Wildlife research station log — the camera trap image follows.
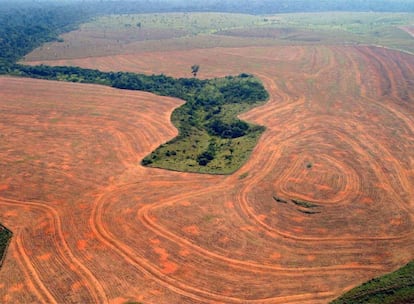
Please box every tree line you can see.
[4,63,268,168]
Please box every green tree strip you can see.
[6,64,268,174]
[0,225,12,269]
[142,73,268,174]
[331,261,414,304]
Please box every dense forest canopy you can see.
[0,5,92,63]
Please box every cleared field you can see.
[23,13,267,61]
[401,25,414,38]
[24,12,414,62]
[3,40,414,303]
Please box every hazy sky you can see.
[2,0,413,14]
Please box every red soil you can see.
[1,44,414,303]
[400,26,414,38]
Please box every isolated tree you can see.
[191,65,200,77]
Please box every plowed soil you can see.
[2,44,414,303]
[401,26,414,38]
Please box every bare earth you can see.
[1,44,414,303]
[401,26,414,38]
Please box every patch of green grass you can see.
[273,196,288,204]
[202,214,218,222]
[0,225,12,268]
[291,199,319,208]
[239,172,249,179]
[298,209,321,215]
[331,261,414,304]
[273,195,321,214]
[23,154,40,162]
[144,123,264,174]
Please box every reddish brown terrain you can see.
[1,44,414,303]
[401,26,414,38]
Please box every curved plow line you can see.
[277,152,358,205]
[87,188,344,302]
[236,129,413,242]
[128,112,397,267]
[93,177,384,297]
[354,47,414,215]
[252,73,303,107]
[14,231,57,303]
[0,197,108,303]
[141,189,384,272]
[90,183,342,303]
[350,121,414,217]
[361,97,414,215]
[267,125,363,206]
[303,46,337,79]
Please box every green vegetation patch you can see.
[331,261,414,304]
[0,225,12,268]
[273,196,288,203]
[142,74,268,174]
[291,199,319,208]
[272,195,322,215]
